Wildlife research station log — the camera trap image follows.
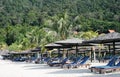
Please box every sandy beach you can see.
[0,59,120,77]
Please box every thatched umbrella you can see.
[31,47,41,59]
[56,38,84,45]
[55,38,85,57]
[45,43,70,49]
[45,43,71,57]
[31,47,41,52]
[84,32,120,55]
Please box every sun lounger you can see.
[62,56,82,68]
[89,56,118,74]
[48,57,69,67]
[93,59,120,74]
[74,56,90,68]
[66,56,90,69]
[101,55,113,62]
[43,57,51,63]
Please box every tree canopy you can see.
[0,0,120,51]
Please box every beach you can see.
[0,59,120,77]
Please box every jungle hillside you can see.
[0,0,120,51]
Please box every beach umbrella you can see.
[31,47,41,52]
[84,32,120,55]
[56,38,98,57]
[56,38,84,45]
[55,38,84,57]
[0,50,9,55]
[45,43,70,49]
[31,47,41,58]
[45,43,71,57]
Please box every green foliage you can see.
[8,43,22,51]
[0,42,8,50]
[0,0,120,29]
[0,0,120,52]
[79,31,98,40]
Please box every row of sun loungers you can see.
[3,54,120,74]
[62,56,90,69]
[48,57,69,67]
[47,56,90,69]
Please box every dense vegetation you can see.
[0,0,120,51]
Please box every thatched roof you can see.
[83,32,120,55]
[55,38,84,46]
[9,50,35,55]
[45,43,71,48]
[45,43,63,48]
[84,32,120,43]
[0,50,9,55]
[31,47,41,52]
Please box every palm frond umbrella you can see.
[45,43,71,57]
[84,32,120,55]
[55,38,85,57]
[31,47,41,59]
[56,38,84,45]
[45,43,70,49]
[31,47,41,52]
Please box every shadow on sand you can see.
[23,64,61,70]
[48,68,90,74]
[22,63,120,77]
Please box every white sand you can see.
[0,59,120,77]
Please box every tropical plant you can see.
[79,31,98,40]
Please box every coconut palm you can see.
[44,12,73,40]
[79,31,98,40]
[43,12,75,57]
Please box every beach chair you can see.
[43,57,51,63]
[74,56,90,68]
[67,56,90,69]
[101,55,113,62]
[62,56,82,68]
[90,56,118,74]
[48,57,69,67]
[13,57,27,62]
[47,57,62,65]
[97,60,120,74]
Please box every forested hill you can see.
[0,0,120,51]
[0,0,120,32]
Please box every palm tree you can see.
[44,12,73,40]
[43,12,75,57]
[79,31,98,40]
